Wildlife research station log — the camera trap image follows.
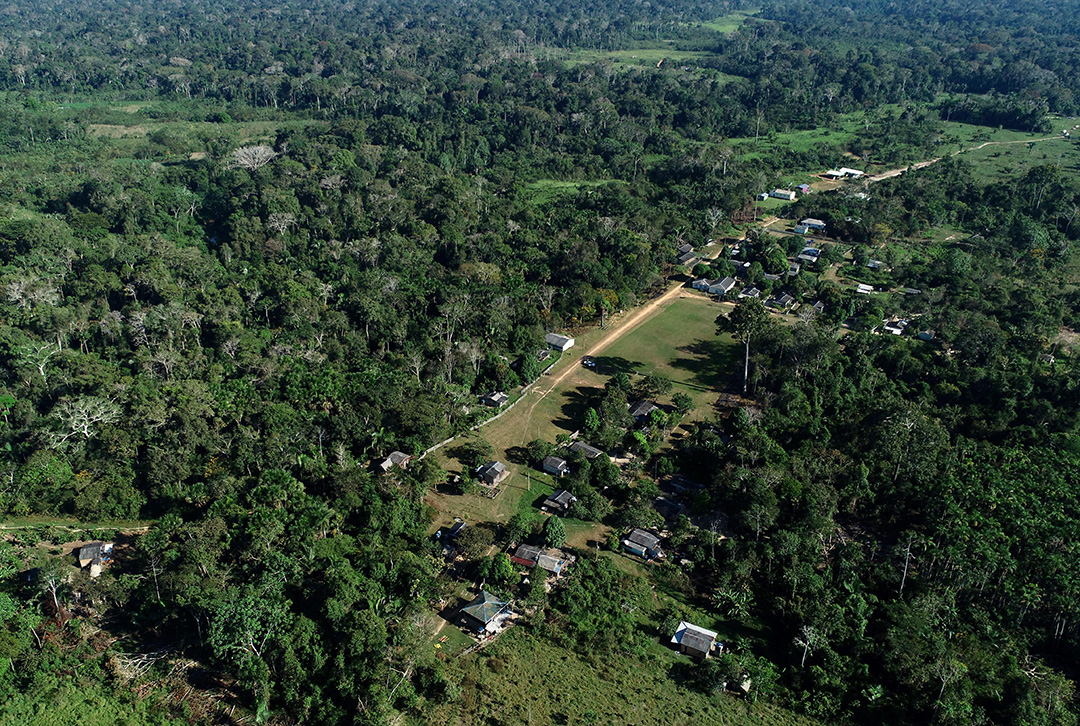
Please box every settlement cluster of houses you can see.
[755,168,864,204]
[689,219,833,314]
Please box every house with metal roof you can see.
[477,461,510,485]
[622,528,663,558]
[545,333,575,351]
[568,441,604,460]
[543,488,577,514]
[459,591,511,634]
[671,621,720,659]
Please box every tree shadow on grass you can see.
[553,386,604,432]
[592,355,643,376]
[505,446,532,466]
[671,339,738,391]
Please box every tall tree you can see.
[716,298,770,394]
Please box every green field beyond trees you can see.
[0,0,1079,725]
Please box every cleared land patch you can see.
[416,627,823,726]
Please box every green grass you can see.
[561,48,719,70]
[522,179,622,206]
[414,627,823,726]
[429,296,739,530]
[700,10,761,34]
[600,295,738,405]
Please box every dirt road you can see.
[515,279,691,444]
[867,136,1060,182]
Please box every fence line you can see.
[418,377,539,459]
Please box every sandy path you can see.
[867,136,1060,182]
[515,280,691,445]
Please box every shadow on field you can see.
[671,340,736,390]
[554,386,603,431]
[592,355,642,375]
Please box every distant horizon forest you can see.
[0,0,1079,724]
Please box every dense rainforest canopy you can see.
[0,0,1078,724]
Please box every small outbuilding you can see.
[545,333,575,352]
[671,621,720,659]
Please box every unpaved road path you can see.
[515,279,690,445]
[867,136,1060,182]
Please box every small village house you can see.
[622,528,663,558]
[628,400,659,421]
[799,218,827,230]
[75,541,113,579]
[542,456,570,477]
[510,544,542,568]
[671,622,721,659]
[379,450,414,472]
[543,488,577,515]
[477,461,510,486]
[770,189,796,201]
[708,277,737,296]
[691,278,715,292]
[459,591,511,635]
[480,391,509,408]
[568,441,604,460]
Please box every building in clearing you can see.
[799,218,827,230]
[477,461,510,486]
[770,189,796,201]
[622,528,663,558]
[708,277,737,296]
[543,488,577,514]
[671,622,721,659]
[569,441,604,460]
[480,391,509,408]
[510,544,542,568]
[542,456,570,477]
[75,541,113,578]
[459,591,511,634]
[545,333,575,351]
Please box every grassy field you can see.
[561,47,717,69]
[599,293,738,405]
[700,10,761,34]
[415,627,822,726]
[522,179,623,206]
